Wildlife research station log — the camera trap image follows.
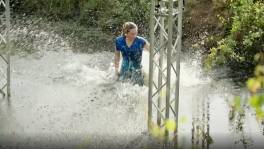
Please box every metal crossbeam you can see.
[0,0,11,99]
[148,0,183,146]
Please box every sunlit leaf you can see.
[165,119,177,132]
[232,96,241,111]
[247,78,261,93]
[150,124,165,138]
[159,88,166,98]
[179,116,188,124]
[249,95,260,108]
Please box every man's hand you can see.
[115,70,120,81]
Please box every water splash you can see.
[0,17,264,149]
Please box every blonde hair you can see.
[122,22,138,36]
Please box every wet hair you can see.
[122,22,138,36]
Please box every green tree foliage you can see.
[205,0,264,79]
[13,0,150,34]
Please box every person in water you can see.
[114,22,150,86]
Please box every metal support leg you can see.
[0,0,11,100]
[148,0,183,147]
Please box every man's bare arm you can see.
[143,40,150,51]
[114,50,120,75]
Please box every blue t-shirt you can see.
[115,35,146,71]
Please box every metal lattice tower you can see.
[0,0,11,99]
[148,0,183,144]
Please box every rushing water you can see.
[0,19,264,149]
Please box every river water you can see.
[0,19,264,149]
